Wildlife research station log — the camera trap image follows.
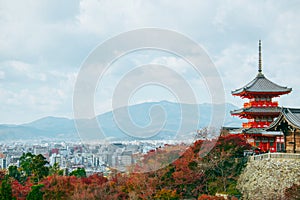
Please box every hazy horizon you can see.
[2,100,240,125]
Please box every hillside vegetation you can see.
[0,134,252,199]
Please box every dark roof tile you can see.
[268,108,300,129]
[231,107,281,115]
[232,73,292,95]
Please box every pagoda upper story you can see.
[231,72,292,99]
[232,41,291,99]
[231,40,292,129]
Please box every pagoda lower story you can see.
[241,129,285,153]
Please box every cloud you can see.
[2,60,47,81]
[0,60,77,123]
[0,71,5,79]
[0,0,85,68]
[0,0,299,123]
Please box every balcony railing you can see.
[250,153,300,161]
[243,121,271,128]
[244,101,278,108]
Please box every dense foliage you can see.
[0,134,254,199]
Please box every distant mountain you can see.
[23,116,77,138]
[0,117,78,142]
[0,101,243,142]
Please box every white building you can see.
[0,158,6,169]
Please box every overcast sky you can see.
[0,0,299,124]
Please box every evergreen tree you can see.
[31,154,49,182]
[8,166,21,182]
[26,184,44,200]
[0,178,14,200]
[69,168,86,178]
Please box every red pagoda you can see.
[231,40,292,152]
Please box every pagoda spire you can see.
[258,40,262,73]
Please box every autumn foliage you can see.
[0,133,254,199]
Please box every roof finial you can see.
[258,40,262,73]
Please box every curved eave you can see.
[230,109,244,116]
[242,128,266,134]
[267,113,284,130]
[231,108,281,116]
[232,90,292,98]
[268,108,300,130]
[284,109,300,128]
[231,73,292,97]
[231,111,280,117]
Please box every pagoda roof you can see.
[232,73,292,96]
[231,40,292,97]
[268,107,300,130]
[242,128,283,136]
[231,106,281,116]
[243,128,266,134]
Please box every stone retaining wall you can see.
[237,156,300,199]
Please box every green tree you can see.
[31,154,49,183]
[0,178,14,200]
[19,153,49,183]
[0,170,6,182]
[8,166,21,182]
[26,184,44,200]
[49,163,62,175]
[69,168,86,178]
[19,152,35,182]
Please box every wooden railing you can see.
[250,153,300,161]
[242,121,271,128]
[244,101,278,108]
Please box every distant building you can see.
[51,148,59,155]
[231,40,292,152]
[34,146,48,156]
[9,156,20,167]
[92,155,100,167]
[0,158,6,169]
[119,151,133,166]
[50,154,62,166]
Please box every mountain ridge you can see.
[0,101,243,142]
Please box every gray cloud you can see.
[0,0,299,123]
